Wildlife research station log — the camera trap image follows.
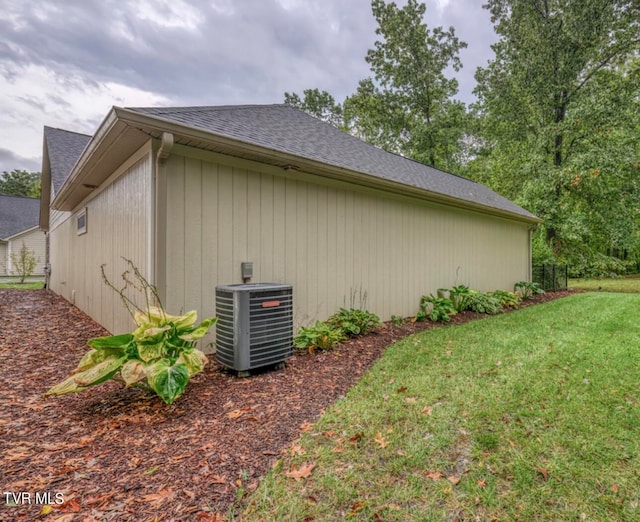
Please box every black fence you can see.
[532,264,568,291]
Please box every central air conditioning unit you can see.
[215,283,293,375]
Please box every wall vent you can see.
[215,283,293,373]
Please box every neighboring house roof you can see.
[48,104,540,223]
[0,194,40,239]
[43,127,92,196]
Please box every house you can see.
[0,194,46,277]
[40,104,540,348]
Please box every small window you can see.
[76,208,87,235]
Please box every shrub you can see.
[417,295,457,322]
[449,284,472,312]
[467,291,503,315]
[491,290,521,309]
[46,259,216,404]
[514,281,544,300]
[10,241,38,284]
[327,307,381,337]
[390,315,405,327]
[294,322,345,354]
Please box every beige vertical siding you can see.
[7,228,46,275]
[48,143,153,334]
[161,146,531,341]
[0,242,6,275]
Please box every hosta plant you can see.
[46,259,216,404]
[326,307,381,337]
[466,291,503,315]
[294,321,345,354]
[514,281,545,300]
[417,295,457,322]
[491,290,521,309]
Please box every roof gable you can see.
[127,105,537,221]
[0,194,40,239]
[44,127,91,196]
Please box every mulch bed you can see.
[0,289,573,521]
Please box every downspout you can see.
[528,223,536,282]
[152,132,174,296]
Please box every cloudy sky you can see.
[0,0,498,175]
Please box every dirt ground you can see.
[0,288,573,521]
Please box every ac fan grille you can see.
[215,284,293,371]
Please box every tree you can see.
[471,0,640,274]
[284,0,468,172]
[0,170,41,197]
[284,89,345,128]
[10,242,38,284]
[361,0,468,170]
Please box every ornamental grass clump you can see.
[46,259,216,404]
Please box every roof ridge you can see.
[44,126,92,138]
[127,104,287,113]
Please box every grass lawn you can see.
[241,293,640,521]
[570,275,640,293]
[0,281,44,289]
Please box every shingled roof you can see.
[43,127,91,196]
[127,104,537,221]
[0,194,40,239]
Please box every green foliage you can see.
[466,291,503,315]
[284,89,344,128]
[326,307,381,337]
[390,315,405,327]
[417,294,456,323]
[284,0,468,172]
[294,322,345,354]
[470,1,640,274]
[0,169,41,197]
[294,305,381,354]
[491,290,521,309]
[46,259,215,404]
[9,242,38,284]
[449,284,472,312]
[514,281,544,300]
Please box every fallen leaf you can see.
[374,431,388,449]
[537,467,549,481]
[426,471,443,480]
[477,479,486,489]
[300,422,314,433]
[41,505,53,515]
[226,408,251,420]
[396,386,408,393]
[612,484,619,494]
[422,406,433,415]
[285,462,316,481]
[58,498,82,513]
[349,432,364,445]
[291,443,305,456]
[447,476,461,485]
[141,487,174,508]
[349,501,367,515]
[405,397,418,404]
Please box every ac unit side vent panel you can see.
[215,283,293,372]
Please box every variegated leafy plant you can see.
[46,259,216,404]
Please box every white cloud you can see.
[0,62,170,171]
